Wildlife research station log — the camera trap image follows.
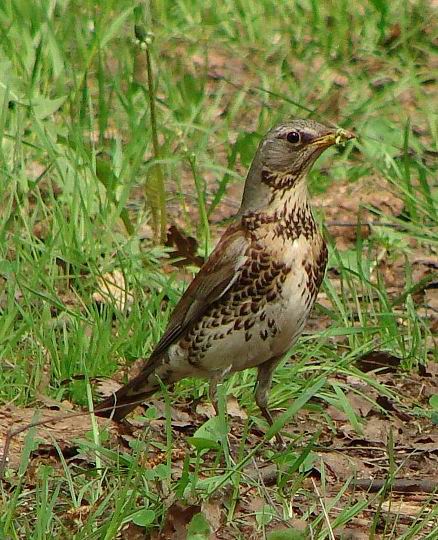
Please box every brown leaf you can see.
[325,405,348,422]
[201,500,222,533]
[356,351,401,373]
[320,452,370,480]
[196,402,216,418]
[226,396,248,419]
[247,495,265,513]
[346,391,375,418]
[152,502,200,540]
[425,288,438,314]
[375,396,411,422]
[0,405,117,471]
[362,418,389,445]
[120,522,148,540]
[413,255,438,271]
[413,435,438,453]
[64,505,92,527]
[93,378,122,399]
[419,360,438,378]
[166,225,204,268]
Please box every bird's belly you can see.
[169,274,314,376]
[267,271,314,357]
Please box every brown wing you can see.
[151,222,249,359]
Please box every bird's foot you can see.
[273,431,287,450]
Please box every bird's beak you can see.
[312,128,355,148]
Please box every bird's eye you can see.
[286,131,301,144]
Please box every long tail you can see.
[94,359,160,421]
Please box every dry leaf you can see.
[320,452,370,480]
[226,396,248,419]
[195,402,216,418]
[92,270,133,311]
[201,500,222,533]
[151,502,200,540]
[346,391,375,417]
[425,289,438,314]
[65,505,92,526]
[381,499,427,516]
[166,225,204,268]
[120,522,148,540]
[362,418,389,445]
[93,378,122,398]
[0,405,116,471]
[419,360,438,378]
[325,405,348,422]
[356,351,401,373]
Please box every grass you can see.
[0,0,437,537]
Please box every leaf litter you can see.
[3,39,438,538]
[2,352,437,538]
[4,180,437,538]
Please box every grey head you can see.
[239,119,354,214]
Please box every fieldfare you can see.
[95,119,354,439]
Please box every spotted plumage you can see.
[95,119,354,442]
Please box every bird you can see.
[95,119,354,440]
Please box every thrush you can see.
[95,119,354,438]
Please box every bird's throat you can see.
[242,175,317,243]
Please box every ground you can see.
[0,1,437,538]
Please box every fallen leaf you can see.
[362,418,389,445]
[356,351,401,373]
[419,360,438,378]
[346,391,375,417]
[151,502,201,540]
[93,378,122,398]
[375,395,411,422]
[120,522,148,540]
[92,270,133,311]
[425,289,438,313]
[320,452,369,480]
[201,499,222,533]
[325,405,348,422]
[0,405,116,472]
[381,499,427,516]
[166,225,204,268]
[413,435,438,453]
[195,402,216,418]
[64,505,92,527]
[226,396,248,419]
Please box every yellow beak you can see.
[312,128,355,148]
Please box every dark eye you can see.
[286,131,301,144]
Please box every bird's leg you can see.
[209,367,231,416]
[209,377,219,416]
[255,356,285,446]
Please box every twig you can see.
[352,478,438,494]
[0,399,148,480]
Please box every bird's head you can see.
[261,119,353,173]
[240,119,354,213]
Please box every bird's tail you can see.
[94,359,160,421]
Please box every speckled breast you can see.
[177,226,327,374]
